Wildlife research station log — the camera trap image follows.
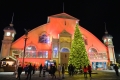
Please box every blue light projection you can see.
[61,48,69,53]
[39,34,50,43]
[53,47,58,58]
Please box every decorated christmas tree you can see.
[68,24,89,69]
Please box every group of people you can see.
[16,63,66,80]
[83,65,92,78]
[15,62,120,80]
[68,64,92,78]
[17,63,36,80]
[39,64,65,79]
[16,63,92,80]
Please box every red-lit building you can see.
[0,13,116,70]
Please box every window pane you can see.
[43,51,48,58]
[25,46,37,58]
[32,52,36,58]
[89,48,97,59]
[38,52,43,58]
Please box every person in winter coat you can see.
[68,64,74,76]
[83,66,88,78]
[61,64,65,79]
[39,64,43,77]
[58,64,61,77]
[24,65,28,75]
[17,64,23,80]
[88,64,92,77]
[114,64,119,76]
[27,63,33,80]
[43,65,46,77]
[51,64,56,78]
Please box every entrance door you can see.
[60,53,69,69]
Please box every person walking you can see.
[68,64,74,76]
[58,64,61,77]
[114,64,119,76]
[39,64,43,77]
[51,64,56,78]
[43,65,46,77]
[88,64,92,77]
[24,65,28,75]
[17,64,23,80]
[26,63,33,80]
[61,64,65,79]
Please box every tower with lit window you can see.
[0,14,16,59]
[102,24,116,64]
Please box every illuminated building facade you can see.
[0,13,116,70]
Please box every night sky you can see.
[0,1,120,54]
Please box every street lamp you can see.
[22,29,29,67]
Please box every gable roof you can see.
[60,29,71,35]
[49,13,79,20]
[1,56,16,61]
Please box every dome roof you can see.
[102,31,113,39]
[4,24,15,31]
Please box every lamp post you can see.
[22,29,29,67]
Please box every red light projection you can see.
[11,13,108,66]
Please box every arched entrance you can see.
[60,47,70,69]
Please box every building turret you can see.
[102,30,113,46]
[0,13,16,59]
[102,22,116,64]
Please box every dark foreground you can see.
[0,70,120,80]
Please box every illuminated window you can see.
[102,53,107,59]
[89,48,98,59]
[38,51,48,58]
[104,39,107,43]
[6,32,11,36]
[43,51,48,58]
[108,39,112,45]
[89,48,107,59]
[24,46,37,58]
[108,39,111,42]
[53,47,58,58]
[38,52,43,58]
[98,53,103,59]
[47,17,50,23]
[38,34,50,43]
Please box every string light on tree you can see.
[68,23,90,69]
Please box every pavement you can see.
[0,70,120,80]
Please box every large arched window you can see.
[89,48,98,59]
[89,48,107,59]
[38,33,50,43]
[25,46,37,58]
[61,48,70,53]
